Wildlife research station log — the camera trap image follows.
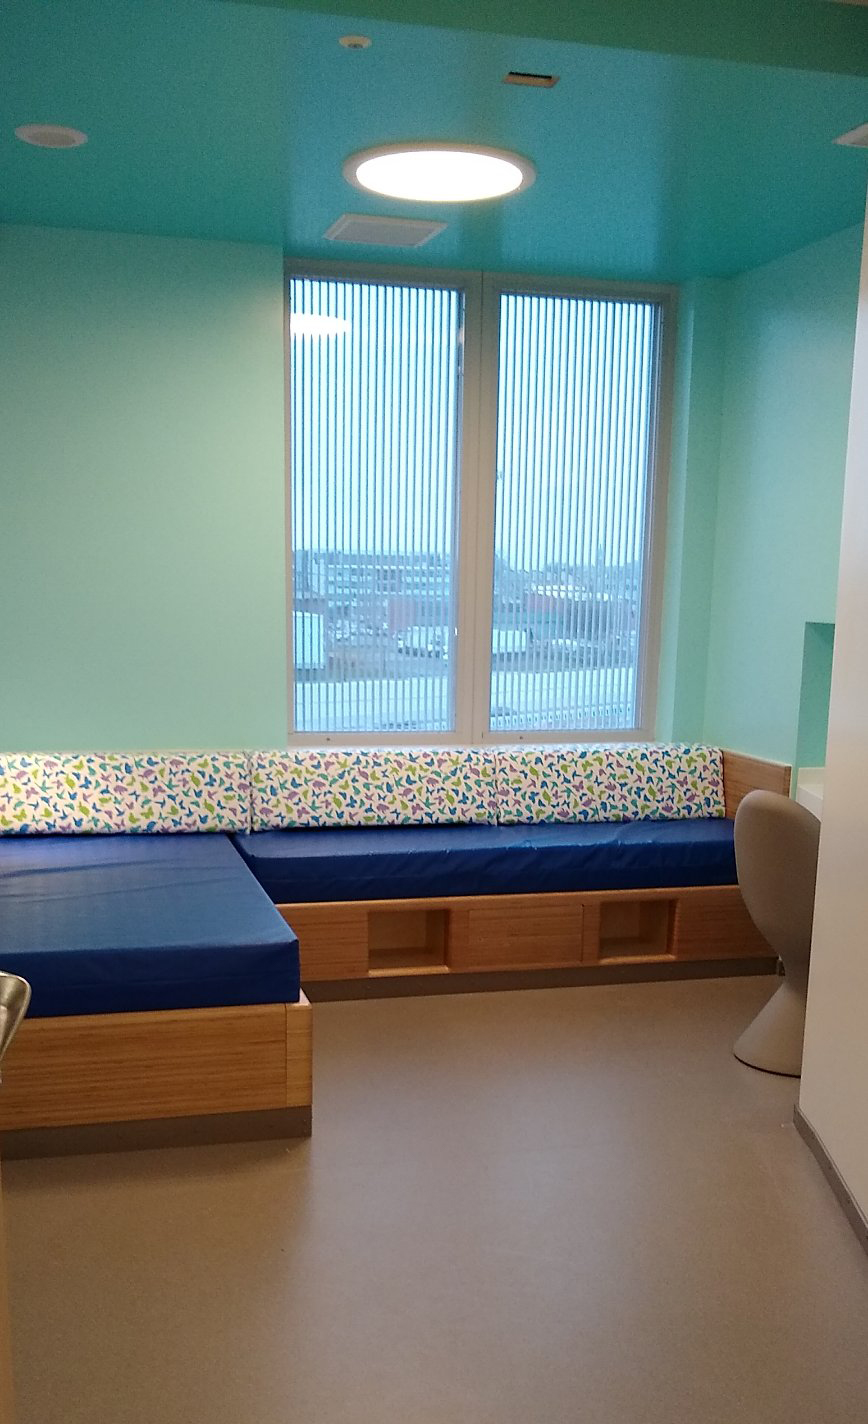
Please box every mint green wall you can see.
[0,220,861,755]
[657,278,727,742]
[702,224,863,764]
[795,622,836,775]
[0,225,289,750]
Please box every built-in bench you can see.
[1,833,299,1017]
[0,742,789,1148]
[237,744,790,991]
[0,753,311,1153]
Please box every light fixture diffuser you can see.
[834,121,868,148]
[344,142,536,203]
[15,123,88,149]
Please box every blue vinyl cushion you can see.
[232,818,737,905]
[0,834,300,1017]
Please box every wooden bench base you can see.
[279,885,773,994]
[0,997,312,1142]
[278,748,790,999]
[306,955,778,1001]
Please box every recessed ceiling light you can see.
[15,123,88,149]
[339,34,371,49]
[343,142,536,203]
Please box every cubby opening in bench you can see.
[597,899,674,962]
[368,907,451,976]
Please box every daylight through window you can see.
[287,271,664,741]
[289,276,463,735]
[490,292,659,732]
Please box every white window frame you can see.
[284,259,675,746]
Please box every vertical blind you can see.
[288,274,664,740]
[289,276,464,735]
[490,292,660,733]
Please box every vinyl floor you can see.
[5,976,868,1424]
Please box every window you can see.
[489,290,660,733]
[287,268,668,743]
[289,275,465,735]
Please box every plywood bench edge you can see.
[721,749,793,817]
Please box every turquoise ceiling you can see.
[236,0,868,76]
[2,0,868,282]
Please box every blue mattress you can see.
[232,818,737,904]
[0,834,300,1018]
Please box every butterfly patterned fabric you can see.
[0,745,724,834]
[249,744,723,829]
[249,748,499,829]
[495,744,725,823]
[0,752,250,834]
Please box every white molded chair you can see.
[733,790,821,1077]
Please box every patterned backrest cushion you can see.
[495,744,725,823]
[0,753,250,835]
[0,745,724,834]
[249,748,498,829]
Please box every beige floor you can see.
[4,977,868,1424]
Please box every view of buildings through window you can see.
[489,291,658,732]
[288,274,661,737]
[289,277,461,734]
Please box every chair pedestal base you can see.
[733,971,808,1077]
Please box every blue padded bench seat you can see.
[0,833,300,1018]
[232,819,738,905]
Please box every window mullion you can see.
[460,272,499,743]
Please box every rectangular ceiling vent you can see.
[323,213,447,248]
[503,70,559,88]
[835,121,868,148]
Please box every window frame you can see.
[283,259,676,746]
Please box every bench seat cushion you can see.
[0,834,300,1018]
[232,819,737,905]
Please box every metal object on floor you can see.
[0,973,31,1076]
[733,790,820,1076]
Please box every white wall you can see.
[800,198,868,1218]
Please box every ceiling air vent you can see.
[835,121,868,148]
[503,70,559,88]
[323,213,447,247]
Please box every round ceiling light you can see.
[15,124,88,149]
[343,142,536,203]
